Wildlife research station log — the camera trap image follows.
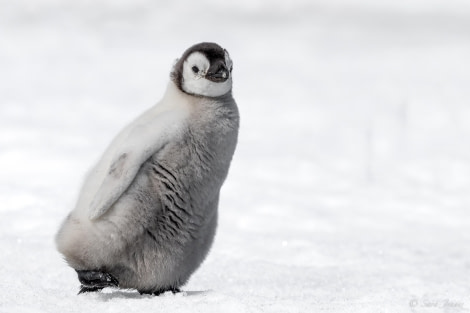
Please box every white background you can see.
[1,0,469,312]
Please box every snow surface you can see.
[1,0,470,312]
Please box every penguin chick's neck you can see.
[162,80,193,104]
[165,80,233,106]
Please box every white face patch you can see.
[182,52,232,97]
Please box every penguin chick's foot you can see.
[138,287,181,296]
[154,287,181,296]
[76,270,119,294]
[78,285,104,294]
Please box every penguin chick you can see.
[56,42,239,295]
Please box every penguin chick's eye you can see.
[192,66,199,73]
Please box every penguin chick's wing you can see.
[88,150,141,221]
[87,108,188,220]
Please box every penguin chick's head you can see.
[171,42,233,98]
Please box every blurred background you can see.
[1,0,469,312]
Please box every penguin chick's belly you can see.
[106,154,220,291]
[57,143,222,292]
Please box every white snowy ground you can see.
[1,0,470,312]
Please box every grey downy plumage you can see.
[55,42,239,295]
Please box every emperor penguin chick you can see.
[56,42,239,295]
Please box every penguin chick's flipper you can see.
[88,152,138,220]
[87,109,188,220]
[76,270,119,294]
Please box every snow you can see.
[1,0,470,312]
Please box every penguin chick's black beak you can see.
[206,60,229,82]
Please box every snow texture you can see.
[1,0,470,312]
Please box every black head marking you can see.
[170,42,229,93]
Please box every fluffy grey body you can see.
[56,43,239,294]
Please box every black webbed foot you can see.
[138,287,181,296]
[76,270,119,295]
[154,287,181,296]
[78,285,104,294]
